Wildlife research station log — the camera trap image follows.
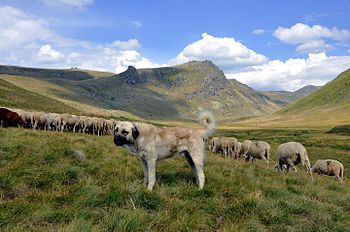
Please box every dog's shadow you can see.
[157,171,196,187]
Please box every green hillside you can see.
[1,127,350,231]
[0,62,279,122]
[280,68,350,114]
[236,68,350,128]
[0,78,80,114]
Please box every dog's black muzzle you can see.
[114,135,128,146]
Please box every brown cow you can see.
[0,108,25,128]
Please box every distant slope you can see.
[0,65,114,80]
[0,61,279,121]
[0,78,80,113]
[0,75,140,120]
[260,85,320,107]
[236,68,350,128]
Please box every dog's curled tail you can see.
[199,111,216,138]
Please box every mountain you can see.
[0,61,279,121]
[0,65,115,80]
[260,85,321,107]
[78,60,279,120]
[237,68,350,128]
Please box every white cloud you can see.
[253,29,265,34]
[40,0,94,9]
[0,6,160,73]
[131,21,143,28]
[273,23,350,53]
[227,53,350,91]
[67,52,81,62]
[274,23,350,44]
[0,6,52,51]
[81,43,161,74]
[296,40,332,53]
[35,44,66,63]
[169,33,268,70]
[110,39,141,50]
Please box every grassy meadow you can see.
[1,127,350,231]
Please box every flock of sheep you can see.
[0,107,117,136]
[0,107,345,183]
[209,137,345,183]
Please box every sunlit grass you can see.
[1,127,350,231]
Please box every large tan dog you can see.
[113,112,216,191]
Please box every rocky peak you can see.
[121,66,138,84]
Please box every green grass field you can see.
[1,127,350,231]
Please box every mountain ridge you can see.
[0,61,279,121]
[260,85,321,107]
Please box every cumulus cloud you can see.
[39,0,94,9]
[227,53,350,91]
[274,23,350,44]
[253,29,265,34]
[0,6,52,51]
[0,6,160,73]
[35,44,66,63]
[273,23,350,53]
[296,40,333,53]
[80,43,161,74]
[169,33,268,70]
[109,39,141,50]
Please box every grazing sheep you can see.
[44,113,61,131]
[105,119,115,135]
[0,108,25,128]
[92,117,104,136]
[210,137,224,154]
[51,114,62,131]
[239,140,252,157]
[32,111,48,130]
[275,142,312,179]
[208,137,217,151]
[68,115,81,133]
[80,116,93,134]
[244,141,270,166]
[311,159,344,183]
[222,137,239,159]
[60,113,71,132]
[13,109,33,128]
[61,114,80,132]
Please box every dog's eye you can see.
[122,129,128,134]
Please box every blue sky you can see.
[1,0,350,91]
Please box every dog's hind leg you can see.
[187,148,205,190]
[184,150,197,180]
[194,162,205,190]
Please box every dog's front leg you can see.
[146,158,156,191]
[140,158,148,185]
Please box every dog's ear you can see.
[132,124,139,140]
